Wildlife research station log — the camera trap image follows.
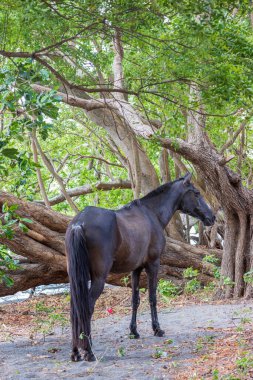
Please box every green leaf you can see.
[5,219,18,227]
[1,148,19,159]
[2,202,9,213]
[20,218,33,224]
[9,204,19,212]
[18,222,29,233]
[0,139,8,149]
[2,274,14,287]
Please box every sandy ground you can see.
[1,300,253,380]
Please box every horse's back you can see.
[70,205,112,224]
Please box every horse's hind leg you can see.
[89,277,105,315]
[146,261,165,337]
[129,267,143,339]
[71,346,82,362]
[82,276,105,361]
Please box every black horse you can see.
[65,173,215,361]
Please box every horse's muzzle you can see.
[204,215,216,226]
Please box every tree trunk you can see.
[3,264,68,295]
[245,214,253,298]
[216,209,251,299]
[159,113,253,299]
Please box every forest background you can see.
[0,0,253,300]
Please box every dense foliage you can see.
[1,2,252,202]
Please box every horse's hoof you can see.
[84,352,96,362]
[129,332,140,339]
[154,329,165,337]
[71,351,82,362]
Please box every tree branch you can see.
[37,180,131,206]
[0,229,67,271]
[220,112,253,154]
[158,137,198,161]
[33,134,79,213]
[73,154,124,168]
[131,137,141,198]
[30,130,51,208]
[113,28,125,101]
[0,192,70,232]
[0,263,68,297]
[31,83,115,111]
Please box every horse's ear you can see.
[183,172,192,185]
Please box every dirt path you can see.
[1,301,253,380]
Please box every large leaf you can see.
[1,148,19,159]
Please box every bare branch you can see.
[30,130,51,208]
[0,50,33,58]
[33,134,79,213]
[218,155,236,166]
[56,153,70,172]
[159,148,171,183]
[0,228,66,271]
[170,151,189,175]
[158,137,198,161]
[113,28,125,101]
[220,112,253,154]
[131,137,141,198]
[31,84,112,111]
[37,180,131,206]
[73,154,123,168]
[0,263,68,296]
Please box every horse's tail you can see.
[66,224,91,350]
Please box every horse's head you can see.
[178,173,215,226]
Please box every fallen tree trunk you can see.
[3,264,68,295]
[1,241,219,296]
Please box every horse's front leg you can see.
[146,261,165,337]
[129,267,143,338]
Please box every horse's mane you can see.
[122,177,184,209]
[121,199,142,210]
[140,177,183,202]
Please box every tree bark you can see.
[245,214,253,298]
[3,264,68,295]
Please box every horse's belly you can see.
[110,260,139,273]
[110,242,147,273]
[110,261,140,273]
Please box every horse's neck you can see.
[143,184,183,228]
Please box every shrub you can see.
[157,279,180,299]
